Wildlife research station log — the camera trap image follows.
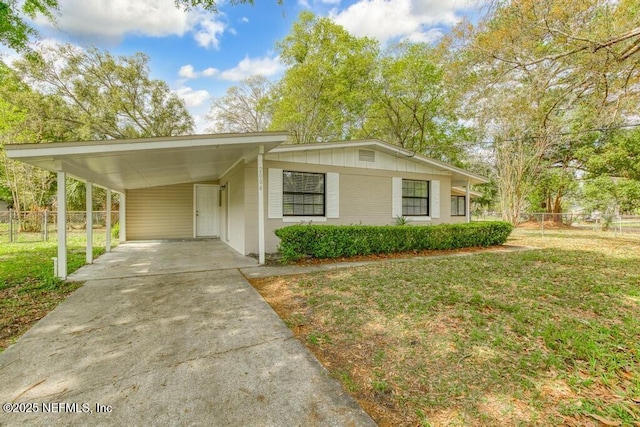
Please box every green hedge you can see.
[274,221,514,262]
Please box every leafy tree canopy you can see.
[12,44,194,139]
[270,11,379,144]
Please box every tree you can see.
[362,42,469,164]
[270,11,379,143]
[578,127,640,181]
[176,0,282,11]
[0,63,59,214]
[206,75,272,133]
[446,0,640,222]
[13,44,194,139]
[1,45,195,213]
[0,0,57,52]
[582,175,640,215]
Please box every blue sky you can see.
[16,0,484,133]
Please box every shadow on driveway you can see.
[0,241,374,426]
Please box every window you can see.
[402,179,429,216]
[451,196,466,216]
[283,171,325,216]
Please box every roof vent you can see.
[358,149,375,162]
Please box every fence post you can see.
[541,213,545,236]
[44,209,49,241]
[619,215,622,235]
[9,209,13,243]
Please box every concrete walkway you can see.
[0,240,374,426]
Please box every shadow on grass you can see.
[254,245,640,426]
[0,245,106,351]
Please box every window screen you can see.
[402,179,429,216]
[283,171,325,216]
[451,196,466,216]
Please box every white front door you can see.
[195,185,219,237]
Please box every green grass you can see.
[254,228,640,425]
[0,234,110,351]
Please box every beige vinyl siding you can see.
[244,163,258,255]
[127,183,194,240]
[253,160,455,254]
[340,174,392,224]
[220,162,246,255]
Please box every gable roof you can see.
[5,133,487,191]
[271,139,488,185]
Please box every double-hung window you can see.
[402,179,429,216]
[283,171,325,216]
[451,196,466,216]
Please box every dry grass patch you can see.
[251,228,640,426]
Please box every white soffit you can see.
[5,132,288,192]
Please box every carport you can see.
[5,132,288,278]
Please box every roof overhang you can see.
[5,132,289,192]
[452,186,483,198]
[271,139,489,185]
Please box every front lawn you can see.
[0,236,107,351]
[251,229,640,426]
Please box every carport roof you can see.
[4,132,289,192]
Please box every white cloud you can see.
[193,114,211,134]
[202,67,219,77]
[178,64,198,79]
[192,16,227,49]
[38,0,191,39]
[37,0,228,49]
[220,55,285,82]
[241,16,249,23]
[330,0,479,45]
[177,65,219,79]
[406,28,446,44]
[174,86,210,107]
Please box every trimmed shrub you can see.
[274,221,514,262]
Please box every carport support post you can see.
[57,171,67,279]
[466,181,471,223]
[86,182,93,264]
[119,192,126,243]
[105,189,111,252]
[257,145,265,265]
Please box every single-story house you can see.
[5,131,487,278]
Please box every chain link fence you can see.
[473,212,640,235]
[0,210,119,243]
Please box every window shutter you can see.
[326,172,339,218]
[431,180,440,218]
[392,177,402,218]
[268,168,283,219]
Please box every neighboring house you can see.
[5,131,487,278]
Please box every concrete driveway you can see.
[0,240,374,426]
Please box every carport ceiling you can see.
[5,132,289,192]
